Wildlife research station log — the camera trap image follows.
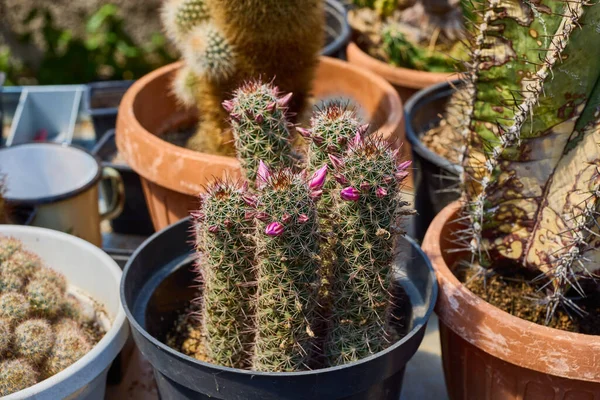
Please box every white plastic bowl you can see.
[0,225,129,400]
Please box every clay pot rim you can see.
[422,201,600,382]
[346,42,461,90]
[116,56,404,196]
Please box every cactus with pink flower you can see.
[190,78,412,372]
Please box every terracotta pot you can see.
[116,56,405,231]
[346,42,459,103]
[422,201,600,400]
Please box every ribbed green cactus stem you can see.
[45,319,92,377]
[225,80,296,183]
[14,319,55,364]
[183,22,236,83]
[0,292,30,324]
[326,134,411,365]
[250,165,324,372]
[0,359,38,396]
[161,0,210,45]
[193,179,255,369]
[458,0,600,314]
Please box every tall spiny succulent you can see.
[248,165,326,372]
[223,81,296,183]
[193,179,255,369]
[0,237,102,395]
[161,0,325,155]
[326,134,412,365]
[189,79,412,372]
[458,0,600,317]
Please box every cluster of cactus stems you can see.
[160,0,324,155]
[189,79,412,372]
[454,0,600,320]
[0,237,97,396]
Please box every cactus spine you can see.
[194,180,255,368]
[160,0,325,154]
[458,0,600,315]
[326,135,411,365]
[225,81,296,183]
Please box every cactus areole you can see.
[456,0,600,319]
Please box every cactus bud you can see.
[265,221,285,237]
[328,154,344,170]
[309,165,328,191]
[340,187,360,202]
[277,92,293,107]
[376,187,388,198]
[296,127,312,138]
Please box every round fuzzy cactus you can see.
[225,80,296,183]
[183,23,235,83]
[0,237,22,263]
[249,165,325,372]
[0,292,30,324]
[31,267,67,294]
[194,179,256,369]
[326,134,411,366]
[45,319,92,377]
[161,0,210,44]
[0,319,12,355]
[172,66,199,107]
[14,319,54,364]
[26,280,63,318]
[2,250,42,280]
[0,359,38,396]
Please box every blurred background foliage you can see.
[0,3,177,85]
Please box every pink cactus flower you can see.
[376,187,388,198]
[222,100,234,112]
[265,221,284,237]
[298,214,309,224]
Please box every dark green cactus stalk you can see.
[193,179,255,369]
[459,0,600,315]
[45,319,93,377]
[0,359,38,396]
[249,164,324,372]
[224,81,296,183]
[326,134,411,365]
[14,319,54,364]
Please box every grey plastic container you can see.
[121,217,437,400]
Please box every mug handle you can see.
[100,167,125,221]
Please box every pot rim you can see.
[346,42,460,89]
[121,216,438,378]
[0,224,129,399]
[403,80,462,175]
[116,56,404,196]
[422,201,600,383]
[322,0,351,57]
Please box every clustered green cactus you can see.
[187,79,412,372]
[160,0,325,155]
[0,237,99,396]
[456,0,600,320]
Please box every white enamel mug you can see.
[0,143,124,246]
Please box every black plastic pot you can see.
[121,217,437,400]
[405,81,461,241]
[86,80,135,140]
[91,129,154,236]
[323,0,351,59]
